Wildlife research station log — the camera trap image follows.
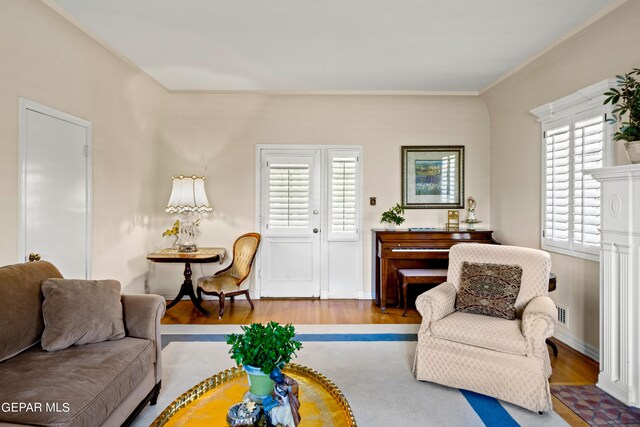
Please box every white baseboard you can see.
[327,291,360,299]
[357,290,373,300]
[554,327,599,362]
[160,293,184,301]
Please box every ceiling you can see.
[47,0,617,92]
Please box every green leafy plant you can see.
[226,322,302,375]
[603,68,640,142]
[380,203,405,226]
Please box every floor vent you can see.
[557,305,568,326]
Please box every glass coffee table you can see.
[151,363,357,426]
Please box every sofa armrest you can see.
[121,294,165,382]
[522,296,557,359]
[415,282,457,335]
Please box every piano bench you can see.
[397,269,448,317]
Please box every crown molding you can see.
[167,89,480,96]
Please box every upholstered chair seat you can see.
[197,232,260,318]
[431,311,527,355]
[414,243,557,413]
[198,275,241,294]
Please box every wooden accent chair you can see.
[196,233,261,318]
[414,243,557,413]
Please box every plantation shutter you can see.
[328,149,359,241]
[268,164,310,229]
[534,80,614,260]
[441,154,458,202]
[542,107,605,257]
[572,114,603,251]
[544,123,571,248]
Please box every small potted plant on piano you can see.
[380,203,405,230]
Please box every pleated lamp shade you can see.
[166,175,212,213]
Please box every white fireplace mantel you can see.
[586,164,640,408]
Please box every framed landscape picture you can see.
[401,146,465,209]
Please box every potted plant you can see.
[380,203,405,230]
[604,68,640,163]
[226,322,302,398]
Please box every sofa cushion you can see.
[41,279,125,351]
[455,261,523,320]
[431,311,527,355]
[0,261,62,362]
[0,337,153,427]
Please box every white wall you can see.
[0,0,164,292]
[151,94,491,298]
[482,0,640,356]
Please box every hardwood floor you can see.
[162,299,422,324]
[163,299,597,426]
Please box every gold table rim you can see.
[151,363,357,426]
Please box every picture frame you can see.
[401,145,465,209]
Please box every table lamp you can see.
[166,175,212,252]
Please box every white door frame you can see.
[254,144,363,299]
[18,98,93,277]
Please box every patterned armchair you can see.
[197,233,261,318]
[414,243,557,413]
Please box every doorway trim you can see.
[254,144,363,300]
[18,98,93,277]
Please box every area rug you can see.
[131,325,568,427]
[551,385,640,426]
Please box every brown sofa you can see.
[0,261,165,427]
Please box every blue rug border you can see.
[460,389,520,427]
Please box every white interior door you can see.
[20,99,92,278]
[259,149,321,297]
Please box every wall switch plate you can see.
[370,197,376,206]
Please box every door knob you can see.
[313,228,319,234]
[28,253,41,262]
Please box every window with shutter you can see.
[328,149,359,241]
[268,164,310,229]
[533,79,615,261]
[540,105,609,260]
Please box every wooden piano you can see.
[371,229,499,312]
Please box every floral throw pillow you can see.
[455,261,523,320]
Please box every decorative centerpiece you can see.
[380,203,405,230]
[262,368,301,427]
[226,400,260,426]
[604,68,640,163]
[464,196,481,230]
[226,322,303,402]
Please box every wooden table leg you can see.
[166,262,210,316]
[402,282,410,317]
[381,258,388,313]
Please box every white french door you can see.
[19,99,92,279]
[259,149,321,297]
